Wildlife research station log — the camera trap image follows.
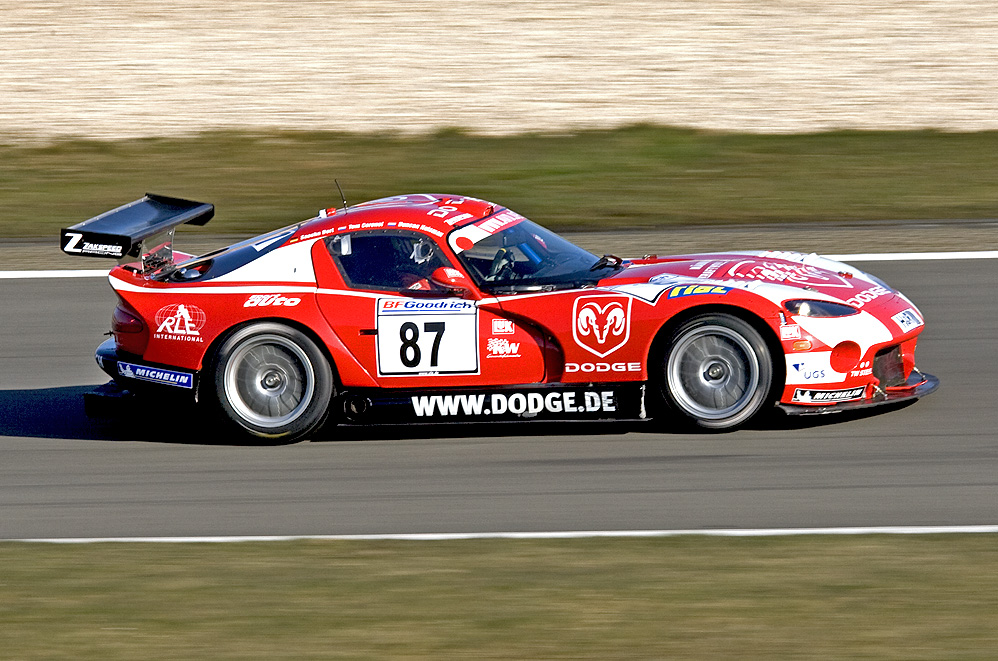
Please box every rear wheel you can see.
[210,323,333,443]
[660,313,772,430]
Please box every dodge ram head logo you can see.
[573,295,632,358]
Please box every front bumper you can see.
[777,370,939,416]
[95,338,199,393]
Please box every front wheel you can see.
[659,314,773,430]
[209,323,333,443]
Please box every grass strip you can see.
[2,535,996,659]
[2,126,998,239]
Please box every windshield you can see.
[450,216,612,292]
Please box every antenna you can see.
[334,179,348,212]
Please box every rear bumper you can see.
[95,338,199,392]
[778,370,939,416]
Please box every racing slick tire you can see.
[209,323,333,443]
[659,313,773,430]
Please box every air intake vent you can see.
[873,345,905,387]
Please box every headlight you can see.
[784,299,858,318]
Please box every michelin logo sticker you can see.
[118,362,194,389]
[792,387,865,403]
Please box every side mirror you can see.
[430,266,476,298]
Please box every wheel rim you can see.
[667,324,760,421]
[223,333,315,429]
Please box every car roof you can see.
[289,194,501,244]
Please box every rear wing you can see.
[60,194,213,271]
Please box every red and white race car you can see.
[62,193,938,442]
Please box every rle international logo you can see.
[154,303,206,343]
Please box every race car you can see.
[61,193,938,442]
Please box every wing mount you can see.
[60,194,214,272]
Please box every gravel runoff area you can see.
[6,220,998,271]
[2,1,998,141]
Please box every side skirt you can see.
[337,383,648,424]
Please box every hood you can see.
[606,251,896,308]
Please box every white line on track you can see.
[825,250,998,262]
[0,269,109,279]
[8,526,998,543]
[2,250,998,279]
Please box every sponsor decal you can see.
[792,387,865,403]
[573,295,632,358]
[780,325,802,340]
[667,284,731,299]
[850,362,873,377]
[379,299,474,312]
[377,298,478,375]
[566,362,641,373]
[727,259,852,288]
[492,319,515,334]
[486,337,520,358]
[411,390,618,418]
[791,361,826,382]
[846,285,891,308]
[448,210,526,253]
[61,231,127,258]
[117,362,193,389]
[689,260,727,279]
[153,304,206,343]
[244,294,301,307]
[892,308,923,333]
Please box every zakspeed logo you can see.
[411,390,617,417]
[118,362,193,389]
[573,295,632,358]
[667,284,730,298]
[244,294,300,307]
[153,304,206,342]
[61,231,125,257]
[846,285,890,308]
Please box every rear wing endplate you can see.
[60,194,214,269]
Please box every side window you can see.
[326,230,450,293]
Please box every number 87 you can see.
[399,321,445,368]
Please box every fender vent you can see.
[873,345,905,387]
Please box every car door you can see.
[313,228,548,388]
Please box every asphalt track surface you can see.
[1,259,996,540]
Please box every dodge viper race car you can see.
[61,193,938,442]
